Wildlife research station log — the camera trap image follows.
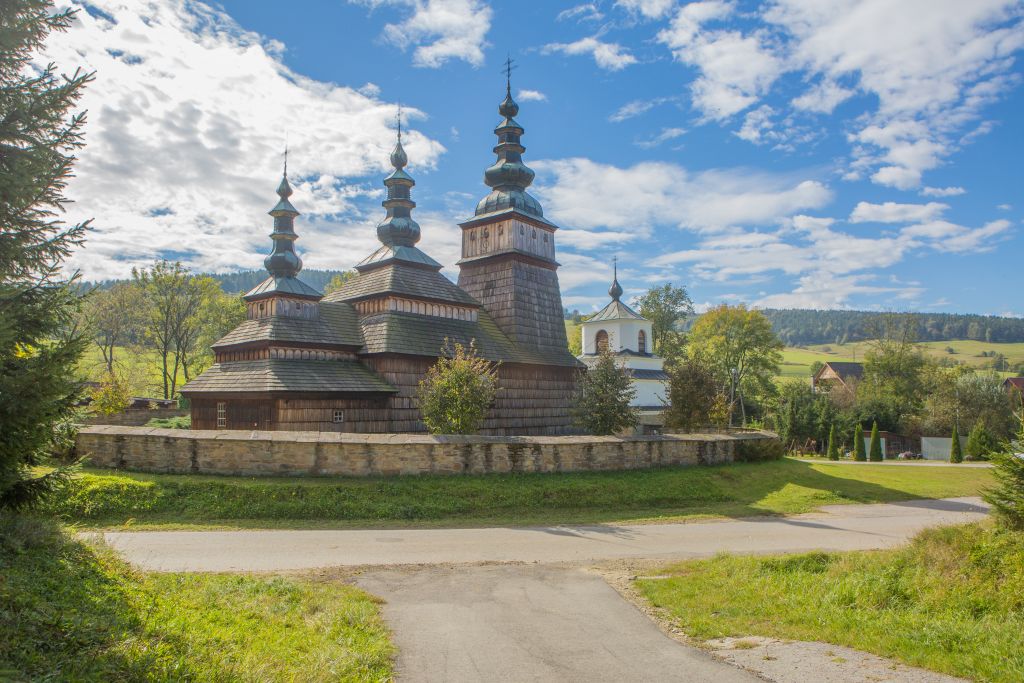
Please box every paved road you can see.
[102,497,988,572]
[100,498,988,682]
[357,564,759,682]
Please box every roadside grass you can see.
[0,514,393,681]
[45,458,993,530]
[636,522,1024,682]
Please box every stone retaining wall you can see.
[82,408,188,427]
[76,425,778,477]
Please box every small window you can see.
[638,330,647,354]
[216,402,226,428]
[596,330,609,353]
[332,410,345,424]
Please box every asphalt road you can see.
[102,497,988,572]
[99,498,988,683]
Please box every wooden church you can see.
[181,81,582,434]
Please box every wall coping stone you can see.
[79,424,775,446]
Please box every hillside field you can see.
[778,339,1024,381]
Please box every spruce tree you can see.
[853,424,867,461]
[868,421,883,462]
[950,424,963,463]
[826,424,839,460]
[0,3,92,510]
[983,418,1024,529]
[572,348,639,435]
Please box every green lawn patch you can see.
[636,522,1024,682]
[46,458,993,530]
[0,515,393,681]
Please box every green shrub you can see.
[868,421,883,462]
[145,415,191,429]
[826,425,839,460]
[853,424,867,461]
[416,340,498,435]
[966,421,998,461]
[951,425,964,463]
[734,437,785,462]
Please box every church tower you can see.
[457,72,572,359]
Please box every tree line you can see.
[81,267,352,297]
[753,308,1024,346]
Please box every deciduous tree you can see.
[633,283,693,355]
[687,305,783,426]
[664,357,721,433]
[573,348,639,435]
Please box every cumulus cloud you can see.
[532,157,832,235]
[657,1,784,120]
[47,0,445,280]
[649,0,1024,187]
[517,89,547,102]
[357,0,492,68]
[542,36,638,71]
[849,201,949,224]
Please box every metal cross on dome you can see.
[502,55,517,92]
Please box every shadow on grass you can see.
[0,515,195,681]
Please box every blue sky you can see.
[50,0,1023,314]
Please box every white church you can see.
[577,265,669,412]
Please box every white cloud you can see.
[532,158,832,235]
[636,126,687,148]
[736,105,775,143]
[360,0,492,68]
[657,1,784,120]
[517,89,547,102]
[849,201,949,224]
[790,79,855,114]
[905,219,1012,253]
[542,36,638,71]
[755,273,922,309]
[48,0,445,280]
[615,0,675,20]
[997,203,1012,210]
[557,4,604,22]
[767,0,1024,188]
[921,186,966,197]
[609,95,677,122]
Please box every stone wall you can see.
[76,425,778,477]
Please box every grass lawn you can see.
[0,515,393,682]
[637,522,1024,682]
[46,458,993,530]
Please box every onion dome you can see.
[608,259,623,301]
[264,171,303,278]
[475,77,544,218]
[376,124,421,248]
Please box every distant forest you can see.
[83,269,351,295]
[755,309,1024,346]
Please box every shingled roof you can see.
[323,262,478,307]
[212,301,363,349]
[181,359,395,395]
[358,310,581,367]
[589,298,644,322]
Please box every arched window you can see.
[638,330,647,354]
[596,329,609,353]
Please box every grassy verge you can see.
[636,522,1024,682]
[0,515,393,681]
[45,458,993,530]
